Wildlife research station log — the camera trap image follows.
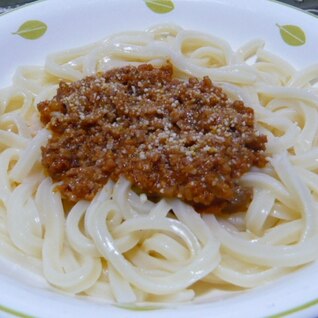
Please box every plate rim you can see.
[1,0,318,317]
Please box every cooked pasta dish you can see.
[0,24,318,304]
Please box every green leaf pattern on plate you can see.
[12,20,47,40]
[144,0,175,14]
[0,303,35,318]
[276,23,306,46]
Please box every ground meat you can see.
[38,63,267,212]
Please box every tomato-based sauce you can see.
[38,64,267,212]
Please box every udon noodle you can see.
[0,24,318,304]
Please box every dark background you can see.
[279,0,318,14]
[0,0,33,9]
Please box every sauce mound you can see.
[38,64,267,212]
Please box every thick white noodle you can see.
[0,24,318,304]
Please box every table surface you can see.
[0,0,318,15]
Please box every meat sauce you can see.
[38,64,267,212]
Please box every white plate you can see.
[1,0,318,317]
